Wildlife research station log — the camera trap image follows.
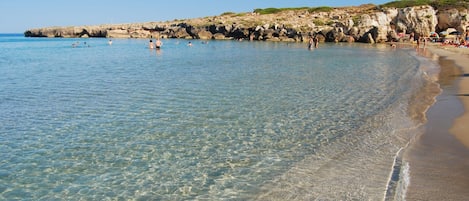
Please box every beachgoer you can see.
[313,36,319,48]
[108,39,113,46]
[149,40,154,49]
[155,38,162,49]
[72,41,79,48]
[416,35,421,48]
[458,39,467,48]
[465,29,469,42]
[188,41,192,47]
[308,36,314,49]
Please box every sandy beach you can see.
[429,46,469,148]
[405,44,469,200]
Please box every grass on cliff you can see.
[381,0,469,10]
[221,12,247,17]
[253,6,333,15]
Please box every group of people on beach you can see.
[440,29,469,48]
[409,29,469,49]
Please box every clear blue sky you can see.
[0,0,391,33]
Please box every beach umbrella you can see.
[430,32,438,37]
[449,31,461,35]
[439,31,448,36]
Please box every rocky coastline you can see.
[24,4,469,43]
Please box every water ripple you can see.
[0,38,426,200]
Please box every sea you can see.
[0,33,440,200]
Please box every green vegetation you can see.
[253,8,283,14]
[221,12,236,16]
[326,21,336,26]
[308,6,334,13]
[352,16,361,26]
[381,0,469,10]
[252,1,469,13]
[313,19,324,26]
[253,6,333,15]
[220,11,247,17]
[429,0,469,10]
[381,0,432,8]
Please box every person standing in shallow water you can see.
[313,36,319,48]
[308,36,314,49]
[416,36,420,48]
[155,38,162,49]
[149,40,154,49]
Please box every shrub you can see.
[253,6,333,15]
[326,21,336,26]
[381,0,431,8]
[308,6,334,13]
[352,16,361,26]
[313,20,325,26]
[221,12,236,16]
[381,0,469,10]
[253,8,282,14]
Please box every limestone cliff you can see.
[24,4,469,43]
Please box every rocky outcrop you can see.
[436,8,469,32]
[394,6,438,36]
[24,4,469,43]
[196,30,213,40]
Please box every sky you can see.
[0,0,391,33]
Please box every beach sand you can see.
[428,46,469,148]
[405,44,469,200]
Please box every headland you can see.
[24,3,469,45]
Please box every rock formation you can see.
[24,4,469,43]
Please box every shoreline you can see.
[405,44,469,200]
[427,46,469,148]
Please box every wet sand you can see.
[428,46,469,148]
[405,45,469,200]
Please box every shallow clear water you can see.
[0,35,436,200]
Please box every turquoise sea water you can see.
[0,34,438,200]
